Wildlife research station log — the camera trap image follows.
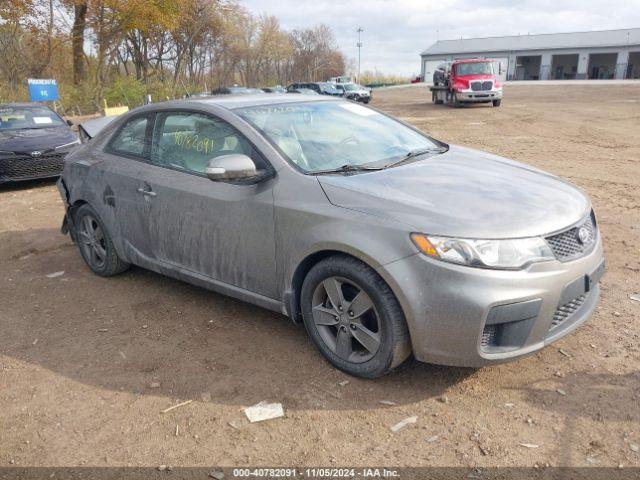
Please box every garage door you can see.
[492,57,509,82]
[424,59,445,83]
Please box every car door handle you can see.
[136,188,156,197]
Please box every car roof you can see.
[146,93,338,111]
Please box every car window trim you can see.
[104,112,155,163]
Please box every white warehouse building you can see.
[420,28,640,82]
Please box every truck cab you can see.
[431,59,503,107]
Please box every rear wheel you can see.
[74,204,130,277]
[492,99,502,107]
[301,255,411,378]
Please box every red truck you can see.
[430,58,503,107]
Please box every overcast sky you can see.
[241,0,640,76]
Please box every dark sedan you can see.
[0,104,79,184]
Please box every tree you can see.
[70,0,88,84]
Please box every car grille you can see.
[0,153,65,181]
[545,212,597,261]
[549,293,587,331]
[470,81,493,91]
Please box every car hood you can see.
[0,126,76,153]
[318,145,591,239]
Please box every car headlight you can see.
[410,233,555,269]
[55,139,80,150]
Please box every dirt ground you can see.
[1,83,639,469]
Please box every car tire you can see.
[492,99,502,107]
[74,204,130,277]
[301,255,411,378]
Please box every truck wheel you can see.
[492,99,502,107]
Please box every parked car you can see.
[287,88,319,95]
[0,103,79,184]
[262,86,287,93]
[211,86,262,95]
[334,83,372,103]
[57,94,604,378]
[287,82,342,96]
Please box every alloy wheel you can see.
[311,276,381,363]
[78,214,107,269]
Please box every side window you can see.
[151,111,269,176]
[108,115,150,158]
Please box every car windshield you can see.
[236,101,439,173]
[0,106,65,131]
[456,62,493,76]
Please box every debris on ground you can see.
[46,271,65,278]
[161,400,193,414]
[556,389,567,396]
[630,295,640,304]
[378,400,396,406]
[390,416,418,432]
[504,403,515,408]
[436,396,449,404]
[200,392,212,402]
[479,445,491,456]
[228,420,241,429]
[519,443,540,449]
[425,435,439,443]
[244,401,284,423]
[149,382,160,389]
[209,471,225,480]
[338,380,349,387]
[630,444,639,453]
[559,349,571,357]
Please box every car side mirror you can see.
[205,154,257,181]
[67,119,74,127]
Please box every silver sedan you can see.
[57,94,604,378]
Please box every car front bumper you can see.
[457,89,502,103]
[379,238,604,367]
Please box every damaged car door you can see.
[142,110,278,299]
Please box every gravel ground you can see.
[1,83,639,468]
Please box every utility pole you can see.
[356,27,364,83]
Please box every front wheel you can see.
[492,99,502,107]
[301,255,411,378]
